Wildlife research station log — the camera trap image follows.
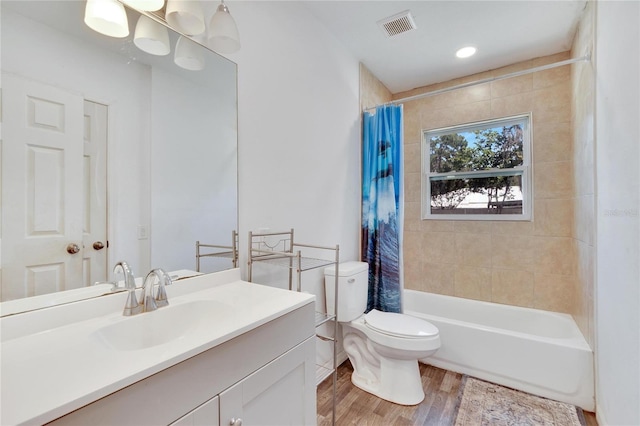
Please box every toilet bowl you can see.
[325,261,441,405]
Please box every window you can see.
[422,114,532,220]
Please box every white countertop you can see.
[0,269,315,425]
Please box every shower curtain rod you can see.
[364,54,591,112]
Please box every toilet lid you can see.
[364,309,438,338]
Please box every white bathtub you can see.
[403,289,594,411]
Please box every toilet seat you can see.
[364,309,439,339]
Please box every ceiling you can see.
[302,1,587,94]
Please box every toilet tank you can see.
[324,261,369,322]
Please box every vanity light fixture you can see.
[456,46,477,58]
[174,36,205,70]
[121,0,164,12]
[166,0,206,36]
[134,15,171,55]
[84,0,129,38]
[208,0,240,54]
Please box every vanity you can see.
[0,269,317,425]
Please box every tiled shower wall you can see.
[361,52,579,315]
[360,63,392,111]
[571,1,596,347]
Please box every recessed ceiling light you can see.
[456,46,477,58]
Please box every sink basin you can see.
[93,300,230,351]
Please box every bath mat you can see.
[454,376,586,426]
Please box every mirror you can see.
[0,1,238,313]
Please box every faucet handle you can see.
[114,261,142,316]
[123,290,143,316]
[154,269,172,308]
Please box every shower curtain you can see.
[362,104,403,313]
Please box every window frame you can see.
[421,113,533,221]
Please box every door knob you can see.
[230,418,243,426]
[93,241,105,250]
[66,243,80,254]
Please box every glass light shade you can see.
[174,36,205,71]
[208,2,240,54]
[456,46,477,58]
[166,0,205,36]
[121,0,165,12]
[84,0,129,38]
[134,15,170,56]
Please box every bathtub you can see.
[403,289,594,411]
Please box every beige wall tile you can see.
[385,51,582,317]
[533,122,572,163]
[490,92,533,118]
[454,233,492,267]
[576,154,593,189]
[574,195,595,245]
[494,59,534,76]
[455,266,492,301]
[491,221,534,235]
[491,234,534,272]
[405,142,421,173]
[533,236,575,276]
[428,83,491,110]
[534,161,574,199]
[532,84,572,124]
[533,273,576,313]
[492,269,534,307]
[404,201,421,232]
[421,262,455,296]
[454,221,492,234]
[360,63,392,110]
[404,259,423,291]
[452,100,493,125]
[534,198,574,237]
[403,102,423,144]
[458,70,494,84]
[576,242,595,299]
[532,51,571,67]
[404,171,421,203]
[422,232,456,265]
[491,74,533,98]
[422,107,456,131]
[403,231,423,265]
[421,219,455,233]
[533,64,571,90]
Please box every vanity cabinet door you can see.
[170,396,220,426]
[219,337,316,426]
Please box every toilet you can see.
[325,261,440,405]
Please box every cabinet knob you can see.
[230,418,243,426]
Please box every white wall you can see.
[221,1,361,367]
[226,1,361,279]
[594,1,640,424]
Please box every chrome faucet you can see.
[140,268,172,312]
[114,261,142,316]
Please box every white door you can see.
[1,74,107,301]
[82,100,108,287]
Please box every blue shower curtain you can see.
[362,104,403,313]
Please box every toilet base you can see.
[350,356,425,405]
[343,328,427,406]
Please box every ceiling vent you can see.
[377,10,417,38]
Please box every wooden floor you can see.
[317,361,598,426]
